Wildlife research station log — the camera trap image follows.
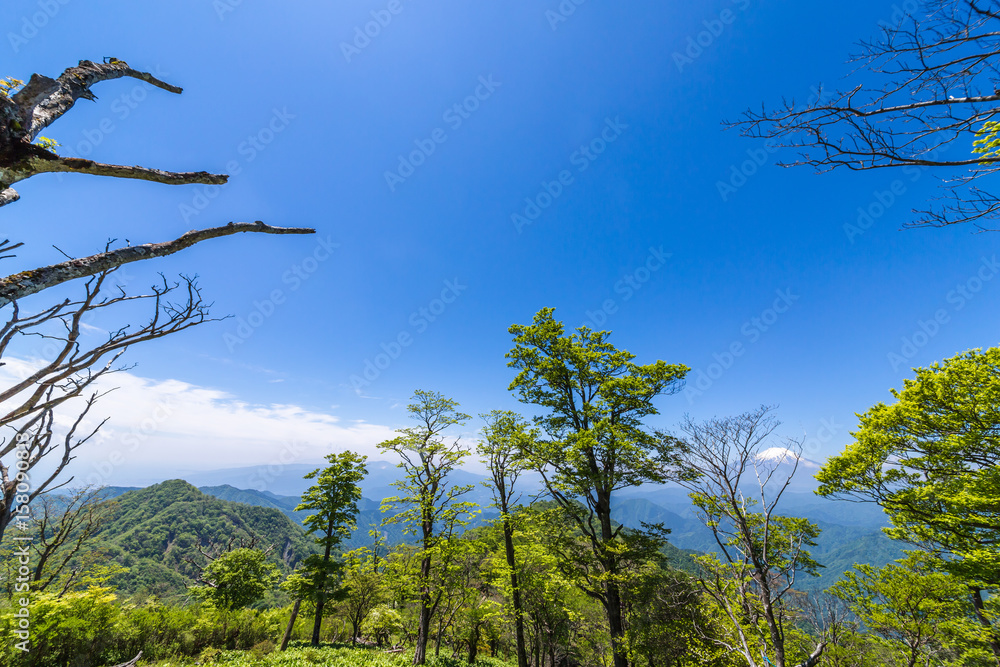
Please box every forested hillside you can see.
[87,481,317,600]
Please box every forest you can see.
[3,1,1000,666]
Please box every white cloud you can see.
[0,359,398,486]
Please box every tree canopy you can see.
[816,348,1000,586]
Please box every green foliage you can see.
[33,136,58,153]
[362,604,404,646]
[282,555,347,608]
[127,644,518,667]
[0,590,287,666]
[293,451,368,644]
[68,480,314,601]
[816,347,1000,586]
[190,548,281,610]
[828,551,993,666]
[0,76,23,97]
[507,307,690,495]
[0,75,58,151]
[623,565,738,667]
[506,308,689,664]
[973,120,1000,162]
[298,452,368,553]
[378,390,478,544]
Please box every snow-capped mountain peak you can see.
[754,447,821,470]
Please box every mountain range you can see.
[89,456,899,595]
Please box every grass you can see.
[145,643,515,667]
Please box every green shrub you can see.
[251,640,275,658]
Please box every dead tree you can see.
[0,59,225,206]
[29,485,115,595]
[0,59,315,545]
[674,406,825,667]
[730,0,1000,230]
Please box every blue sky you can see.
[2,0,998,484]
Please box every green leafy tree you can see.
[341,544,386,643]
[364,604,405,647]
[816,347,1000,658]
[506,307,688,667]
[623,563,737,667]
[477,409,534,667]
[378,390,478,665]
[828,551,991,667]
[189,547,280,610]
[295,451,368,646]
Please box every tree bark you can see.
[311,537,335,646]
[970,587,1000,664]
[0,221,313,308]
[413,553,433,665]
[598,491,629,667]
[0,60,231,206]
[790,643,825,667]
[467,622,480,664]
[109,652,143,667]
[280,599,301,651]
[503,515,529,667]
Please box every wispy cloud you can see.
[0,359,398,485]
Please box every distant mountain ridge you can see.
[88,464,902,594]
[170,460,518,505]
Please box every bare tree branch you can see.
[0,59,227,206]
[0,222,314,308]
[23,150,228,186]
[729,0,1000,229]
[0,270,227,541]
[11,59,182,141]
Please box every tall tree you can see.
[730,0,1000,229]
[674,406,825,667]
[296,451,368,646]
[378,390,477,665]
[0,62,313,544]
[816,347,1000,658]
[477,409,533,667]
[506,307,689,667]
